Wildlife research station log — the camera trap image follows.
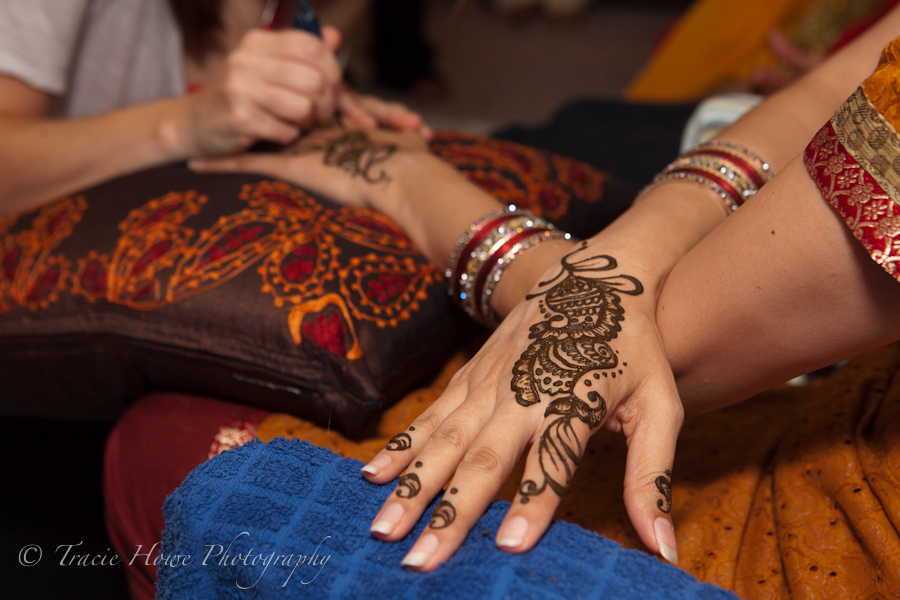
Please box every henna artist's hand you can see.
[180,26,344,157]
[363,244,684,571]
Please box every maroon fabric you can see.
[103,393,269,600]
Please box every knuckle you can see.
[227,108,252,133]
[305,70,325,95]
[291,95,313,119]
[274,126,299,144]
[430,424,469,453]
[226,50,253,73]
[223,76,245,103]
[411,412,442,436]
[458,445,504,476]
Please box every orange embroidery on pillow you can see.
[429,132,607,222]
[72,251,110,303]
[338,254,433,328]
[104,191,207,308]
[245,181,433,359]
[288,294,362,359]
[0,195,86,313]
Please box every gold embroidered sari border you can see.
[832,87,900,209]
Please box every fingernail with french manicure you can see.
[497,516,529,549]
[654,518,678,565]
[361,454,392,476]
[370,502,405,536]
[401,533,439,568]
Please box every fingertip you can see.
[654,517,678,565]
[361,453,392,478]
[187,158,208,172]
[370,502,405,538]
[496,515,529,551]
[322,26,341,47]
[401,533,440,570]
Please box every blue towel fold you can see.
[157,438,738,599]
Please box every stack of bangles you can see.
[651,141,773,213]
[446,205,574,328]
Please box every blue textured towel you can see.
[157,438,738,599]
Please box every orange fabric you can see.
[626,0,818,101]
[254,343,900,598]
[862,37,900,128]
[626,0,896,102]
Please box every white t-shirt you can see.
[0,0,184,117]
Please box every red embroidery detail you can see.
[45,208,67,236]
[26,264,61,303]
[366,272,412,303]
[301,311,349,356]
[281,243,318,284]
[805,120,900,282]
[133,240,173,276]
[72,251,110,303]
[200,225,266,267]
[0,195,85,313]
[429,132,607,221]
[2,244,20,281]
[80,260,107,296]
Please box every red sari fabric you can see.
[804,37,900,283]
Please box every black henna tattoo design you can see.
[316,131,396,183]
[429,501,456,529]
[396,473,422,498]
[386,432,412,451]
[656,470,672,514]
[512,244,643,503]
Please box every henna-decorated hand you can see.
[363,244,684,570]
[190,127,430,209]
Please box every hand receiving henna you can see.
[362,244,684,571]
[190,127,429,208]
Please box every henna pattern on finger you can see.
[429,501,457,529]
[396,473,422,498]
[386,432,412,451]
[656,470,672,514]
[316,131,396,183]
[511,244,643,503]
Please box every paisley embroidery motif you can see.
[429,133,607,222]
[0,196,86,313]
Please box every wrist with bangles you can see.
[445,204,575,328]
[647,141,773,213]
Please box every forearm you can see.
[659,157,900,418]
[379,152,727,315]
[716,5,900,171]
[484,6,900,311]
[0,98,195,213]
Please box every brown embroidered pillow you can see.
[0,133,634,435]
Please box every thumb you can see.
[620,384,683,565]
[322,25,342,53]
